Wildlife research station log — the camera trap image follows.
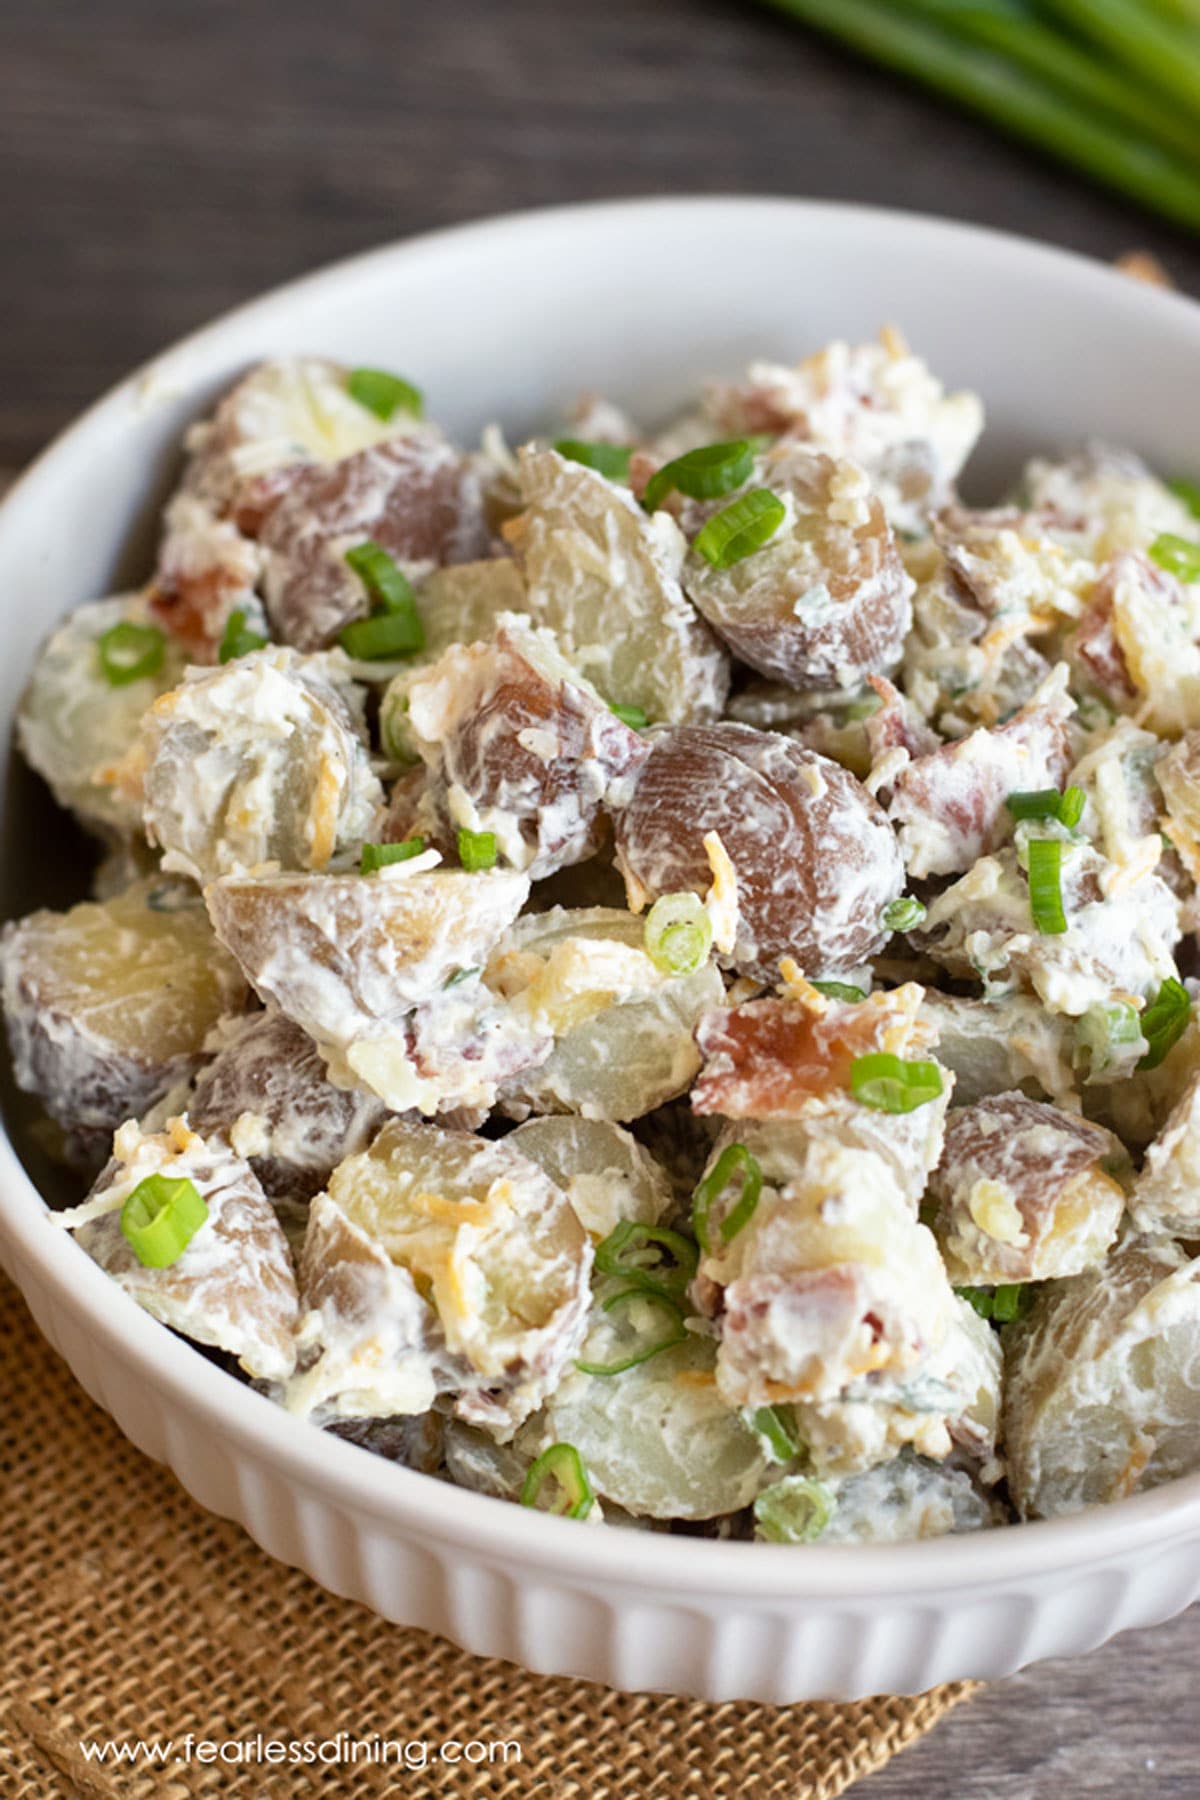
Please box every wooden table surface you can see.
[2,3,1198,1794]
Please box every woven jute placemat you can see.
[0,1271,975,1799]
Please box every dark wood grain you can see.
[3,4,1199,1793]
[3,0,1200,468]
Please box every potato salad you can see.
[7,339,1200,1544]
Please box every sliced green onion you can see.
[644,891,714,976]
[120,1174,209,1269]
[1138,976,1192,1070]
[642,439,755,514]
[339,610,424,661]
[881,895,926,933]
[692,489,786,569]
[1027,837,1068,935]
[360,837,425,873]
[850,1053,944,1114]
[554,439,632,481]
[1076,1000,1144,1079]
[457,828,497,872]
[575,1286,687,1376]
[593,1220,698,1301]
[1169,477,1200,519]
[1007,785,1085,826]
[346,366,423,421]
[810,980,868,1003]
[344,539,419,615]
[519,1443,594,1519]
[217,608,268,663]
[96,621,166,687]
[1149,532,1200,583]
[609,702,649,730]
[753,1475,835,1545]
[444,965,482,989]
[956,1284,1030,1325]
[747,1404,804,1464]
[692,1145,763,1254]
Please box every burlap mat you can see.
[0,1271,975,1798]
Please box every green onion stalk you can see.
[752,0,1200,232]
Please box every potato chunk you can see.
[65,1117,299,1382]
[17,593,188,839]
[487,906,724,1122]
[528,1329,772,1521]
[510,446,729,725]
[928,1092,1126,1285]
[881,666,1074,879]
[776,1456,1004,1545]
[1005,1234,1200,1518]
[682,449,913,690]
[2,878,247,1168]
[259,431,490,650]
[704,332,983,534]
[292,1122,591,1433]
[206,863,531,1108]
[694,1126,958,1413]
[402,615,648,877]
[189,1009,388,1220]
[613,722,904,979]
[141,648,383,882]
[920,846,1180,1016]
[1129,1070,1200,1238]
[508,1116,675,1241]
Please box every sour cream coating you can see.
[13,334,1200,1542]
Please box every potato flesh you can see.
[531,1331,771,1521]
[2,877,247,1152]
[490,907,724,1122]
[508,1116,676,1240]
[1005,1235,1200,1519]
[141,649,383,882]
[513,446,729,726]
[310,1121,591,1431]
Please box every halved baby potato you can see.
[612,721,904,980]
[206,863,531,1108]
[67,1117,299,1383]
[510,446,729,726]
[1005,1233,1200,1518]
[402,614,648,877]
[17,593,188,840]
[487,906,724,1122]
[294,1121,591,1434]
[526,1328,772,1521]
[927,1092,1127,1285]
[507,1116,676,1241]
[2,877,247,1168]
[141,648,383,882]
[681,448,913,691]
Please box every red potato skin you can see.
[679,450,913,691]
[416,627,650,878]
[612,722,904,979]
[259,433,491,651]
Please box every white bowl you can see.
[3,198,1200,1704]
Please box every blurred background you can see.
[5,0,1200,471]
